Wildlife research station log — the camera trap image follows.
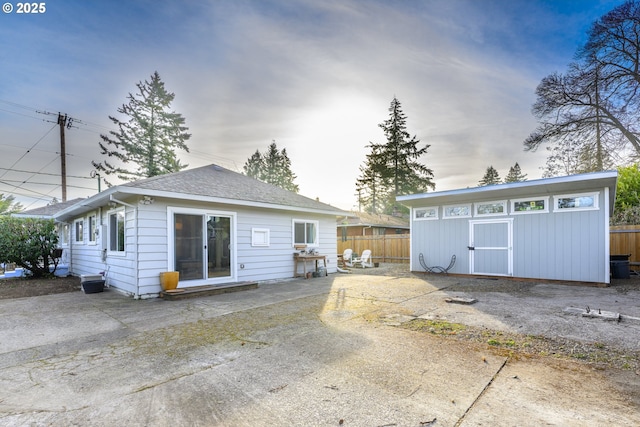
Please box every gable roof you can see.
[55,164,347,221]
[338,211,409,229]
[397,171,618,216]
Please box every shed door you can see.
[469,219,513,276]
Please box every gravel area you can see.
[355,263,640,372]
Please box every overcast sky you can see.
[0,0,624,211]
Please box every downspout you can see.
[109,196,140,298]
[362,225,372,236]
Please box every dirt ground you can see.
[0,275,80,299]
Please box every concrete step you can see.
[160,281,258,300]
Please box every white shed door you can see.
[469,219,513,276]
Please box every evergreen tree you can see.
[243,141,299,193]
[504,162,528,183]
[358,97,434,214]
[92,71,191,185]
[355,145,386,213]
[0,193,22,215]
[479,166,501,186]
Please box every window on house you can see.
[88,215,97,244]
[59,224,69,246]
[293,220,319,246]
[475,200,507,216]
[251,228,270,247]
[414,207,438,220]
[74,219,84,243]
[511,197,549,214]
[109,210,125,252]
[443,204,471,218]
[554,192,599,212]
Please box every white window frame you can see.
[251,228,270,247]
[510,197,549,215]
[554,192,599,212]
[474,200,507,217]
[88,214,97,245]
[292,219,319,247]
[73,219,84,244]
[108,209,126,254]
[443,204,472,219]
[414,207,438,221]
[59,223,69,246]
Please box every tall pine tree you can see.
[504,162,528,183]
[92,71,191,185]
[243,141,299,193]
[479,166,501,186]
[357,97,434,214]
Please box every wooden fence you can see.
[610,225,640,264]
[337,235,410,263]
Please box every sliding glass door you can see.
[172,210,234,286]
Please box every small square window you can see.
[293,219,319,246]
[251,228,270,247]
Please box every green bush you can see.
[0,217,59,278]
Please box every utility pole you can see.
[57,113,67,202]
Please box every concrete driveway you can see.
[1,267,639,426]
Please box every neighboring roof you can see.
[338,211,409,229]
[12,198,85,219]
[55,164,348,221]
[397,171,618,215]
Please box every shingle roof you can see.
[123,164,341,212]
[12,198,85,218]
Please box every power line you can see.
[0,166,93,180]
[0,124,57,181]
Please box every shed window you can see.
[511,197,549,214]
[74,220,84,243]
[475,200,507,216]
[293,219,319,246]
[109,210,125,252]
[443,204,471,218]
[554,192,599,212]
[414,207,438,220]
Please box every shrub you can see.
[0,217,59,278]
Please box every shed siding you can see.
[410,189,608,283]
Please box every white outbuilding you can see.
[397,171,618,285]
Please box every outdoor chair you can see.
[342,249,354,268]
[353,249,374,268]
[418,253,456,274]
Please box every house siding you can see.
[66,196,339,298]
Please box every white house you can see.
[53,164,347,298]
[397,171,618,285]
